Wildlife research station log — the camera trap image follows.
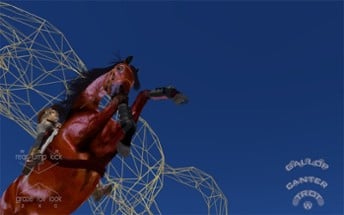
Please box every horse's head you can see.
[103,56,140,97]
[60,56,141,116]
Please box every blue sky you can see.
[1,1,343,215]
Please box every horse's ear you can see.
[124,56,133,64]
[133,68,140,90]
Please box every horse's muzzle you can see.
[109,82,131,98]
[109,83,121,98]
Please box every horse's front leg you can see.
[116,87,188,156]
[80,95,126,143]
[148,86,189,105]
[131,87,188,122]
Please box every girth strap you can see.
[47,153,106,177]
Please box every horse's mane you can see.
[58,63,118,121]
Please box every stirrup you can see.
[22,158,40,175]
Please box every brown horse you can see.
[0,56,187,214]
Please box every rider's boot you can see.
[22,146,41,175]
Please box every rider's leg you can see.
[22,133,46,175]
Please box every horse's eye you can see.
[117,66,124,72]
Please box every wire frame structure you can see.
[0,2,86,136]
[0,2,228,214]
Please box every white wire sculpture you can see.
[0,2,228,214]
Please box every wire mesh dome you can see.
[0,2,228,214]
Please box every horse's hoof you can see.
[173,93,188,105]
[117,142,131,157]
